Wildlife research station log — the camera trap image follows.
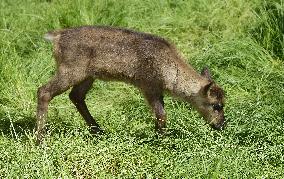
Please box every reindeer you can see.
[36,26,225,144]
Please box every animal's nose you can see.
[211,120,226,130]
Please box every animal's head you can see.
[192,67,226,130]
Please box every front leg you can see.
[153,97,167,134]
[143,90,167,134]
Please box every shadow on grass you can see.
[0,112,107,145]
[0,114,36,136]
[0,111,84,138]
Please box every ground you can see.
[0,0,283,178]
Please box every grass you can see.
[0,0,283,178]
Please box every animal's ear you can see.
[203,81,214,96]
[201,67,212,82]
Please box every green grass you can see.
[0,0,284,178]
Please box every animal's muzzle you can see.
[210,120,227,130]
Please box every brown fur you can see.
[36,26,225,144]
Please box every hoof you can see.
[156,127,166,136]
[89,126,104,135]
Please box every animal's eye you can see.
[213,104,223,111]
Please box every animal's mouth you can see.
[210,123,225,130]
[209,117,226,130]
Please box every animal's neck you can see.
[163,59,207,101]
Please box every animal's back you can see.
[46,26,178,86]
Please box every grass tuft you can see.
[251,0,284,59]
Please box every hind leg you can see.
[69,78,102,134]
[36,71,86,144]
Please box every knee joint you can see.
[37,87,51,102]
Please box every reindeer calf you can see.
[36,26,225,144]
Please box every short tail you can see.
[43,30,61,42]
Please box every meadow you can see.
[0,0,283,178]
